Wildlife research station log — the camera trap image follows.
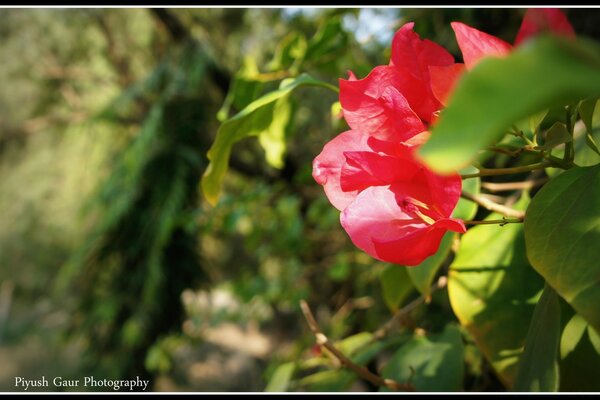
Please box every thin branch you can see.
[372,276,448,342]
[461,161,552,179]
[481,178,548,193]
[464,217,524,226]
[300,300,415,392]
[461,191,525,219]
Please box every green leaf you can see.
[380,266,414,312]
[305,17,347,65]
[407,232,455,297]
[560,313,588,359]
[530,109,549,136]
[524,165,600,336]
[298,370,355,392]
[265,362,296,392]
[419,37,600,173]
[448,194,545,386]
[267,32,307,72]
[380,324,465,392]
[257,94,292,169]
[536,122,572,151]
[201,74,338,205]
[589,325,600,354]
[216,57,264,122]
[513,285,561,392]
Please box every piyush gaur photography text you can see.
[14,376,150,391]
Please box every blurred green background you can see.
[0,8,598,392]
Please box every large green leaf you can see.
[513,285,561,392]
[419,36,600,174]
[380,324,464,392]
[407,232,455,298]
[524,165,600,335]
[201,74,337,205]
[448,195,545,387]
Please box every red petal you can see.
[451,22,512,70]
[340,150,420,192]
[390,23,455,79]
[429,63,466,106]
[373,218,465,266]
[514,8,575,46]
[339,69,426,142]
[312,130,370,211]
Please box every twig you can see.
[300,300,415,392]
[461,161,551,178]
[372,276,448,341]
[481,178,548,192]
[461,191,525,219]
[464,217,524,226]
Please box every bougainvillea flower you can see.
[431,8,575,105]
[340,22,454,126]
[313,129,465,266]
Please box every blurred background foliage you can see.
[0,8,598,392]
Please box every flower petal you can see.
[340,186,423,260]
[340,150,420,192]
[514,8,575,46]
[451,22,512,70]
[373,218,465,266]
[429,63,466,106]
[339,68,426,142]
[312,130,370,211]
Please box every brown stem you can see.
[372,276,448,341]
[299,300,415,392]
[461,191,525,219]
[464,217,524,226]
[461,161,551,179]
[481,178,548,192]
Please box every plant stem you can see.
[461,161,551,179]
[300,300,415,392]
[481,178,548,192]
[461,191,525,219]
[464,217,524,226]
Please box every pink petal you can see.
[340,186,424,260]
[373,218,465,266]
[340,70,426,142]
[514,8,575,46]
[312,130,370,211]
[420,169,463,218]
[451,22,512,70]
[429,63,466,106]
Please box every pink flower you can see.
[313,129,465,266]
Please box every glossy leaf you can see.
[513,285,561,392]
[448,195,545,386]
[578,98,600,156]
[202,74,338,205]
[560,313,588,359]
[524,165,600,336]
[257,94,292,169]
[536,122,572,151]
[419,37,600,173]
[380,324,465,392]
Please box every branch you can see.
[481,178,548,193]
[372,276,448,342]
[461,161,551,178]
[464,217,524,226]
[300,300,415,392]
[461,191,525,219]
